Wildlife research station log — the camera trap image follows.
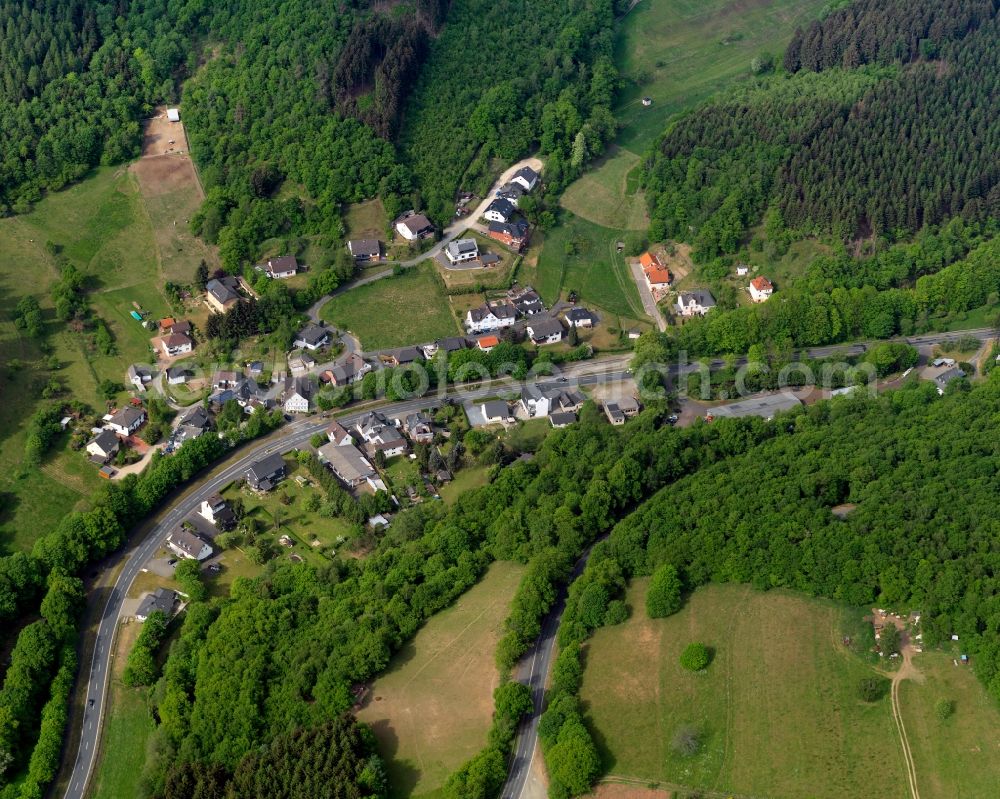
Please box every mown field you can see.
[581,581,909,799]
[899,652,1000,799]
[357,561,525,799]
[534,212,646,320]
[561,0,828,228]
[319,263,462,349]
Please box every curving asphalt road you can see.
[62,360,629,799]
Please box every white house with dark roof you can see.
[676,290,717,317]
[446,238,479,264]
[167,528,213,561]
[283,376,313,414]
[481,400,513,424]
[264,255,298,279]
[347,239,381,262]
[294,323,330,351]
[395,213,434,241]
[127,364,153,392]
[484,198,515,223]
[527,318,564,346]
[107,406,146,436]
[564,308,596,328]
[466,301,517,333]
[511,166,540,192]
[136,588,176,622]
[159,333,193,357]
[199,493,236,530]
[86,429,120,462]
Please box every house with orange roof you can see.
[749,275,774,302]
[477,335,500,353]
[639,252,672,298]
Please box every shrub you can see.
[857,676,890,702]
[679,642,710,672]
[935,698,955,720]
[604,599,628,625]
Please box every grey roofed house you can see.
[496,181,525,199]
[436,336,467,353]
[509,286,544,315]
[167,528,212,561]
[348,239,381,260]
[484,197,515,220]
[564,307,597,326]
[397,213,434,238]
[318,443,375,487]
[710,392,801,420]
[166,365,190,382]
[127,364,153,389]
[481,253,501,266]
[246,452,287,491]
[482,400,512,422]
[604,402,626,425]
[387,346,423,365]
[549,411,577,428]
[88,428,120,458]
[491,301,517,321]
[266,255,298,276]
[294,323,330,349]
[676,289,717,313]
[108,405,145,431]
[511,165,540,191]
[213,369,239,389]
[446,238,479,260]
[935,366,966,390]
[179,405,211,431]
[527,318,564,342]
[206,276,241,306]
[135,588,176,622]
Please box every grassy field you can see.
[89,620,155,799]
[581,581,909,799]
[561,0,828,228]
[535,212,646,319]
[439,466,489,504]
[319,263,461,349]
[559,146,648,231]
[357,561,525,799]
[344,199,389,240]
[898,652,1000,798]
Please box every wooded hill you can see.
[0,0,619,268]
[643,0,1000,257]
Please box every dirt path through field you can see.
[890,645,922,799]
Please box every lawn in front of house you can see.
[581,581,907,798]
[356,561,525,799]
[319,262,461,349]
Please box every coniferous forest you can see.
[644,0,1000,256]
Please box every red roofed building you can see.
[640,252,672,298]
[477,335,500,352]
[749,275,774,302]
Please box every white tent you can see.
[166,108,180,122]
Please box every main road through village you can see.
[62,324,994,799]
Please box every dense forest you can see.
[644,0,1000,256]
[399,0,620,223]
[545,373,1000,795]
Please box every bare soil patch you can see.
[141,113,186,158]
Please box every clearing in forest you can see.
[357,562,525,798]
[582,581,911,799]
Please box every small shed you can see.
[166,108,180,122]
